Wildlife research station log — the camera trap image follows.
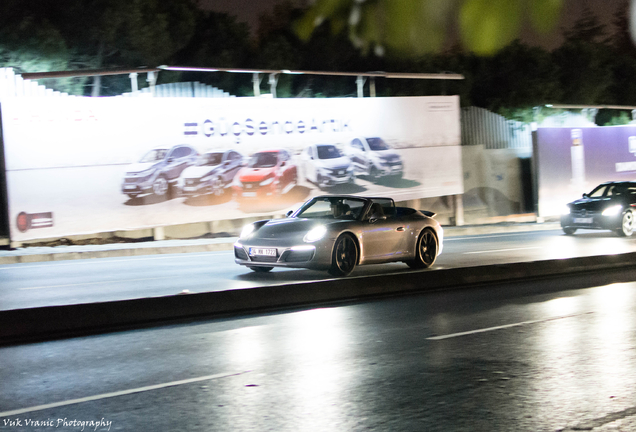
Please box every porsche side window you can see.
[298,200,333,218]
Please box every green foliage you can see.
[296,0,564,57]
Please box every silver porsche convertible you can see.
[234,195,443,276]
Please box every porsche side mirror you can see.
[582,193,588,198]
[286,210,294,217]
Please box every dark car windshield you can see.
[295,197,366,220]
[316,145,343,159]
[367,138,390,151]
[139,149,167,163]
[587,185,607,198]
[198,153,223,166]
[248,152,278,168]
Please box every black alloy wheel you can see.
[328,234,358,276]
[407,229,438,269]
[152,176,168,197]
[212,176,224,196]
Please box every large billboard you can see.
[1,95,462,241]
[536,126,636,217]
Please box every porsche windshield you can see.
[316,145,343,159]
[296,197,366,220]
[198,153,223,166]
[248,152,278,168]
[139,149,168,163]
[367,138,390,151]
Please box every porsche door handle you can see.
[396,226,405,232]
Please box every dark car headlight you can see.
[602,205,622,216]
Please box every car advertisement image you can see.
[1,96,462,241]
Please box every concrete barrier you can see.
[2,251,635,345]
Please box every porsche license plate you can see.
[574,217,593,224]
[250,247,276,257]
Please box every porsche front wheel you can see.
[407,229,438,269]
[328,234,358,276]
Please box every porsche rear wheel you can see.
[407,229,438,269]
[249,266,273,273]
[328,234,358,277]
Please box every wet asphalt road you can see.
[2,229,636,310]
[1,267,636,431]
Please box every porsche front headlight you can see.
[562,206,571,215]
[240,223,256,239]
[304,225,327,243]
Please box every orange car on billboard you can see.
[232,149,298,199]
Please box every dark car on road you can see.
[122,145,198,199]
[179,149,244,197]
[561,181,636,236]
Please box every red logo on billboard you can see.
[16,212,53,233]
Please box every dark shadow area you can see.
[123,193,170,206]
[182,192,232,207]
[237,185,311,213]
[320,182,368,194]
[463,187,521,216]
[374,176,421,189]
[562,230,633,239]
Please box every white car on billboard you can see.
[301,143,355,189]
[345,137,403,181]
[178,149,244,197]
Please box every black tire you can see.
[152,176,168,198]
[562,227,577,235]
[369,166,381,181]
[617,210,634,237]
[249,266,273,273]
[211,176,224,196]
[328,234,358,276]
[407,229,438,269]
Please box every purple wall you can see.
[536,126,636,216]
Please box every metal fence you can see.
[461,106,532,150]
[0,68,233,99]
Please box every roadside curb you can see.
[0,249,631,346]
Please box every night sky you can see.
[201,0,627,50]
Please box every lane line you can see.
[0,252,231,271]
[427,312,593,340]
[19,276,179,290]
[445,232,557,241]
[463,247,541,255]
[0,370,250,418]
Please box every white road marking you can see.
[0,370,250,418]
[19,276,177,290]
[463,247,541,255]
[0,252,230,271]
[427,312,592,340]
[445,232,556,241]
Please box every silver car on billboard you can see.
[234,195,443,276]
